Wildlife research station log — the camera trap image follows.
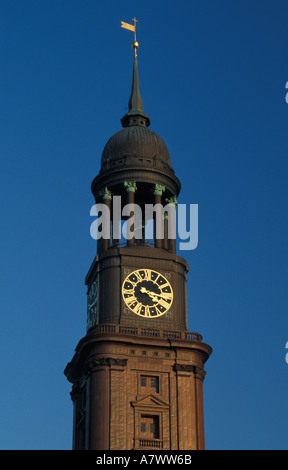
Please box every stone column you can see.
[70,385,78,450]
[98,187,112,252]
[163,212,169,250]
[124,181,137,246]
[165,195,177,253]
[87,360,110,450]
[194,367,206,450]
[174,364,198,450]
[153,184,165,249]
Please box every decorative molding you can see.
[173,364,195,373]
[88,357,128,371]
[173,364,206,380]
[70,384,79,402]
[131,394,169,410]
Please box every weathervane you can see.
[121,17,139,57]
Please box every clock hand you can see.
[140,287,171,302]
[140,287,149,294]
[140,287,157,302]
[140,287,158,296]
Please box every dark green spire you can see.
[121,42,151,128]
[128,55,143,113]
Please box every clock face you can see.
[122,269,173,318]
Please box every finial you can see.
[121,18,139,56]
[132,41,139,57]
[120,18,150,128]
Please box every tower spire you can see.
[120,19,151,128]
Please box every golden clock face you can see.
[122,269,173,318]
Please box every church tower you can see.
[64,31,212,451]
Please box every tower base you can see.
[64,324,212,450]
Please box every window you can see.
[150,422,157,434]
[140,415,160,439]
[141,377,147,387]
[140,375,159,394]
[151,377,159,393]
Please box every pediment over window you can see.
[131,394,169,410]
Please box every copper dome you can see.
[101,125,171,167]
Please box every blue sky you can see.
[0,0,287,450]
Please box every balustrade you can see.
[91,324,202,342]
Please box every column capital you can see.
[124,181,137,192]
[98,187,112,200]
[165,195,178,206]
[153,184,166,196]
